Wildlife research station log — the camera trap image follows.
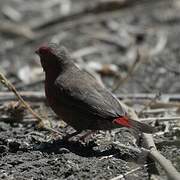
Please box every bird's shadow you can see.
[33,138,121,158]
[32,138,159,176]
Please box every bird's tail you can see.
[113,116,155,134]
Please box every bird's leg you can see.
[78,130,96,141]
[63,130,96,142]
[63,130,82,141]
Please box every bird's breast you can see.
[45,80,57,106]
[44,80,72,120]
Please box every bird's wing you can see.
[54,67,125,119]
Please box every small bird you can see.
[36,43,154,136]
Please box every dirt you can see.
[0,0,180,179]
[0,120,149,180]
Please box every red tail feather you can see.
[113,116,155,133]
[113,116,132,128]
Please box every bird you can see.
[35,43,154,137]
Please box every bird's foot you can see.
[63,130,96,144]
[78,130,96,141]
[62,130,82,141]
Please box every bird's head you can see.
[35,43,70,72]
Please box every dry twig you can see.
[0,91,45,102]
[0,22,35,39]
[112,49,143,92]
[140,116,180,123]
[1,91,180,102]
[0,72,61,135]
[143,133,180,180]
[138,92,161,116]
[111,101,180,180]
[110,164,149,180]
[116,93,180,101]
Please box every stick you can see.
[112,49,142,92]
[1,91,180,102]
[110,164,149,180]
[138,93,161,116]
[140,116,180,122]
[0,72,62,135]
[119,102,180,180]
[143,133,180,180]
[141,108,176,114]
[116,93,180,100]
[0,91,45,102]
[0,22,35,39]
[112,141,147,154]
[123,99,180,109]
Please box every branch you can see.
[1,91,180,102]
[140,116,180,122]
[110,164,149,180]
[112,49,145,92]
[0,72,62,135]
[117,102,180,180]
[0,91,45,102]
[138,92,161,116]
[143,133,180,180]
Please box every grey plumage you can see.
[36,43,154,133]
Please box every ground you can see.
[0,0,180,179]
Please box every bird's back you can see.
[54,64,125,120]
